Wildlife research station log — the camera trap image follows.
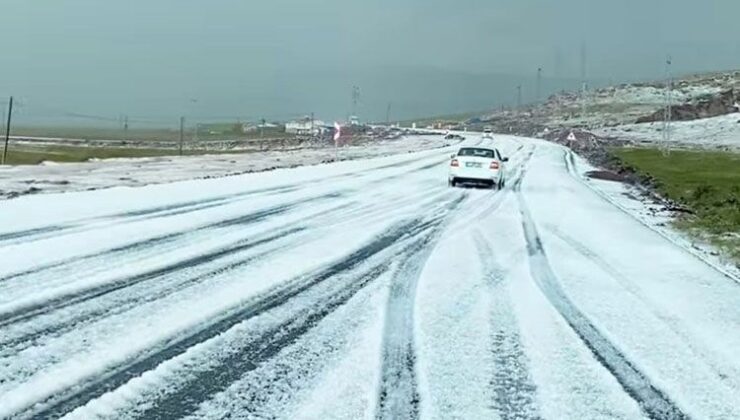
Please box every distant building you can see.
[241,123,258,133]
[285,117,326,135]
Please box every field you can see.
[2,145,218,165]
[11,124,286,142]
[611,147,740,259]
[0,145,268,165]
[1,124,298,165]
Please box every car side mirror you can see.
[502,157,509,162]
[450,154,456,159]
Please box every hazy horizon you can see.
[1,0,739,127]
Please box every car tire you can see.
[449,179,456,188]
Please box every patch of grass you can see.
[396,110,488,127]
[13,126,182,142]
[611,147,740,259]
[12,125,288,143]
[3,145,245,165]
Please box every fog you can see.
[1,0,738,125]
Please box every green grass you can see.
[13,126,183,142]
[12,125,287,142]
[610,147,740,259]
[396,110,488,127]
[3,145,246,165]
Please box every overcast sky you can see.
[1,0,739,124]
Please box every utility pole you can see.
[351,86,360,117]
[123,115,129,140]
[386,102,392,125]
[310,112,315,138]
[260,118,266,138]
[663,55,673,155]
[581,82,588,123]
[2,97,13,165]
[580,43,587,91]
[580,42,588,123]
[516,85,522,109]
[179,116,185,156]
[536,68,542,102]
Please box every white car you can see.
[448,147,508,189]
[482,127,494,139]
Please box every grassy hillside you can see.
[611,147,740,259]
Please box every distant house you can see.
[241,123,258,133]
[285,117,326,135]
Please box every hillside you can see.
[470,70,740,150]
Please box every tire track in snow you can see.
[375,195,467,420]
[0,190,348,304]
[544,224,740,392]
[2,152,447,285]
[2,175,446,331]
[0,153,443,248]
[0,224,69,243]
[0,228,306,353]
[127,245,420,419]
[516,190,689,420]
[0,212,309,328]
[21,217,436,420]
[0,185,297,248]
[473,232,542,420]
[0,199,299,285]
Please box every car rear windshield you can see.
[458,148,495,158]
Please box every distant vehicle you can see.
[448,147,508,189]
[444,133,465,140]
[482,127,494,139]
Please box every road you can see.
[0,135,738,419]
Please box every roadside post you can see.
[179,116,185,156]
[2,96,13,165]
[333,122,341,162]
[566,131,577,148]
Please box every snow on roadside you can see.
[595,112,740,150]
[523,142,740,417]
[0,135,452,199]
[568,149,740,279]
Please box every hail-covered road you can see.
[1,136,738,420]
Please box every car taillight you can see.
[451,159,459,167]
[490,161,500,170]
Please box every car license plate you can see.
[466,162,482,168]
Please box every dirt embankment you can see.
[636,89,738,123]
